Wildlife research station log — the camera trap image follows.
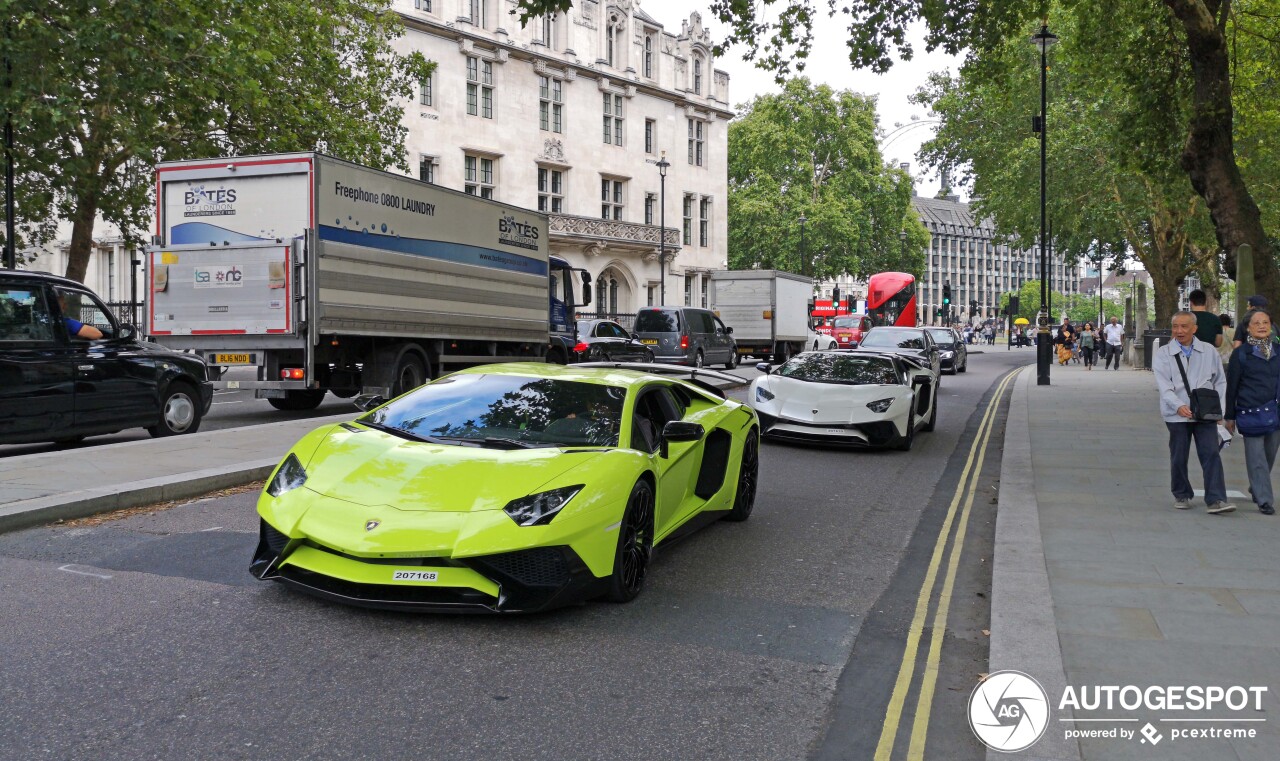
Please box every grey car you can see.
[633,306,738,369]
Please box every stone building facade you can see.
[393,0,732,318]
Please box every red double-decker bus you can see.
[866,272,918,327]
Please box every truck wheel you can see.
[148,382,204,437]
[547,347,568,365]
[268,389,327,411]
[772,342,791,364]
[392,354,428,397]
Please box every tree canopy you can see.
[501,0,1280,309]
[727,78,926,281]
[0,0,432,281]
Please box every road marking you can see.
[212,401,245,405]
[200,526,224,532]
[907,370,1017,759]
[57,564,113,580]
[874,367,1020,761]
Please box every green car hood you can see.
[300,425,604,511]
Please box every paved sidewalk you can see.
[0,413,352,532]
[992,364,1280,761]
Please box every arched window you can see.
[609,278,619,316]
[693,57,703,94]
[643,35,653,78]
[596,275,607,316]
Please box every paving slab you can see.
[0,413,352,533]
[991,365,1280,761]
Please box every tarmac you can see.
[1,359,1276,761]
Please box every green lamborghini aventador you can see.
[251,363,760,613]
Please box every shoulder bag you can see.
[1175,351,1223,422]
[1234,348,1280,436]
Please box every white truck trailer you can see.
[146,152,589,410]
[709,270,813,363]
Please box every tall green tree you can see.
[727,78,926,281]
[913,4,1223,325]
[0,0,431,282]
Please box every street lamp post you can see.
[1032,23,1057,386]
[657,151,669,305]
[798,214,808,276]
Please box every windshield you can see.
[361,374,625,447]
[833,316,859,329]
[778,354,899,384]
[860,330,926,350]
[926,329,956,346]
[635,309,680,332]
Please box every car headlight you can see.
[502,485,583,527]
[266,453,308,497]
[866,398,895,413]
[940,350,954,358]
[755,386,775,402]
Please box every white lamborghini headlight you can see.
[755,386,775,402]
[503,485,583,527]
[866,398,895,413]
[266,453,308,497]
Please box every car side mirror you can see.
[660,420,704,458]
[725,326,733,334]
[115,323,137,342]
[755,362,772,374]
[353,393,386,412]
[848,340,858,348]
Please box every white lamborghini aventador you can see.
[747,350,938,451]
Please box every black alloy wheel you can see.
[724,430,759,522]
[724,350,739,370]
[895,402,915,452]
[921,386,938,432]
[958,355,968,373]
[694,350,705,369]
[606,479,655,602]
[644,349,655,362]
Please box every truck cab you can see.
[548,256,593,364]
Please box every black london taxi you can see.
[0,269,212,445]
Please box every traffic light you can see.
[1009,295,1020,317]
[970,299,978,315]
[942,282,951,306]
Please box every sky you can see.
[642,0,964,199]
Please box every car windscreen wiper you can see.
[359,421,454,446]
[481,437,553,449]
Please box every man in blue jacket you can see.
[1152,311,1235,514]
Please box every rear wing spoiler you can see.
[575,362,750,398]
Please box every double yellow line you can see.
[874,367,1022,761]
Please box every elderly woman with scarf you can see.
[1225,309,1280,515]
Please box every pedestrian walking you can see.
[1153,311,1235,514]
[1055,318,1075,366]
[1224,308,1280,515]
[1103,317,1124,369]
[1080,322,1098,370]
[1233,295,1271,349]
[1188,289,1224,349]
[1218,313,1235,364]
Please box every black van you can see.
[633,306,738,369]
[0,269,212,445]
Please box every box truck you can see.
[709,270,813,363]
[146,152,590,410]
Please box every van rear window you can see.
[635,309,681,332]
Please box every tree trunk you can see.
[1164,0,1278,305]
[64,192,99,284]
